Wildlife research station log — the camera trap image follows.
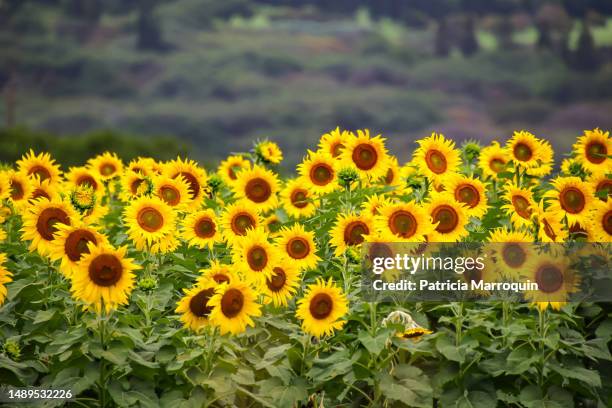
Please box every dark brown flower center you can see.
[287,237,309,259]
[266,267,287,292]
[28,165,51,181]
[535,264,564,293]
[10,180,24,200]
[309,293,333,319]
[595,179,612,201]
[130,178,144,194]
[513,143,532,161]
[89,254,122,287]
[160,186,180,206]
[213,273,230,284]
[603,210,612,236]
[36,207,70,241]
[432,205,459,233]
[100,163,116,176]
[585,142,607,164]
[65,229,97,262]
[560,187,585,214]
[389,210,417,238]
[31,189,50,201]
[195,217,216,238]
[502,243,526,268]
[310,163,334,186]
[247,246,268,271]
[177,172,200,199]
[425,149,447,174]
[344,221,368,246]
[290,189,309,208]
[455,184,480,208]
[331,142,344,158]
[542,218,557,241]
[512,195,532,219]
[76,175,98,190]
[245,178,272,203]
[490,158,506,173]
[231,212,255,235]
[221,288,244,318]
[189,288,215,318]
[352,143,378,170]
[137,207,164,232]
[369,243,393,261]
[384,168,395,185]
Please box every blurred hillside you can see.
[2,0,612,167]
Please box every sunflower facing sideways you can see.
[28,176,59,202]
[197,261,238,286]
[88,151,123,181]
[362,193,392,217]
[520,254,579,311]
[591,199,612,242]
[119,170,153,202]
[16,150,62,186]
[153,174,192,209]
[426,194,469,242]
[124,196,177,253]
[181,209,222,249]
[340,129,389,180]
[220,201,262,244]
[0,253,12,306]
[281,178,317,219]
[71,243,139,313]
[175,281,217,332]
[589,172,612,202]
[444,173,488,218]
[48,222,108,278]
[276,223,320,271]
[164,157,208,207]
[572,128,612,175]
[259,262,300,307]
[255,140,283,165]
[232,228,280,285]
[208,280,262,335]
[376,202,433,242]
[296,278,348,338]
[318,127,354,159]
[233,165,280,212]
[413,132,461,183]
[217,155,251,186]
[501,183,537,229]
[7,171,33,209]
[533,200,568,243]
[21,198,77,256]
[544,177,595,227]
[329,212,375,257]
[297,150,339,195]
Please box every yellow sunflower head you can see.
[255,140,283,165]
[233,165,280,212]
[88,151,123,180]
[398,327,433,342]
[217,155,251,186]
[181,208,221,249]
[413,132,461,182]
[119,170,153,202]
[208,280,262,335]
[48,222,108,278]
[501,183,537,229]
[340,129,390,180]
[263,213,282,237]
[69,184,96,213]
[573,128,611,175]
[0,173,10,201]
[175,281,217,332]
[16,150,62,186]
[533,200,568,243]
[28,176,59,203]
[20,198,77,256]
[591,199,612,242]
[589,172,612,202]
[379,156,402,189]
[71,243,139,313]
[362,193,393,217]
[281,178,317,219]
[297,150,339,195]
[164,157,209,207]
[127,157,156,176]
[443,173,488,218]
[153,174,192,209]
[198,261,239,286]
[426,193,469,242]
[124,196,177,253]
[478,141,508,180]
[258,262,300,307]
[296,278,348,338]
[329,212,375,257]
[220,200,262,244]
[232,227,280,285]
[0,253,13,306]
[376,202,433,242]
[275,223,320,271]
[487,228,534,279]
[544,177,595,227]
[7,171,33,208]
[521,255,579,310]
[65,166,104,194]
[318,127,355,159]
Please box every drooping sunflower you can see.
[217,155,251,186]
[175,281,217,332]
[444,173,488,218]
[16,150,62,186]
[318,127,355,159]
[64,166,104,195]
[521,255,579,311]
[153,174,192,209]
[413,132,461,182]
[233,165,280,212]
[259,262,300,307]
[398,327,433,342]
[88,152,123,181]
[164,157,208,207]
[255,140,283,165]
[296,278,348,338]
[181,209,222,249]
[71,244,139,313]
[572,128,612,175]
[591,199,612,242]
[297,150,339,195]
[376,202,433,242]
[533,201,568,243]
[544,177,595,227]
[6,171,32,209]
[426,194,469,242]
[275,223,320,271]
[362,193,393,217]
[21,198,77,256]
[28,176,59,202]
[589,172,612,202]
[232,228,280,284]
[340,129,390,180]
[197,261,239,286]
[501,183,537,229]
[48,222,108,278]
[0,253,12,306]
[220,201,262,244]
[119,170,153,202]
[479,141,508,180]
[208,280,262,335]
[487,228,534,279]
[329,212,375,257]
[124,196,177,253]
[281,178,317,219]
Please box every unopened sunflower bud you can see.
[338,167,359,188]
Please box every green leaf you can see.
[378,373,419,405]
[358,330,388,356]
[548,362,601,388]
[32,309,57,325]
[435,336,465,363]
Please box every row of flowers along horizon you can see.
[0,128,610,339]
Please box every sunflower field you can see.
[0,128,611,407]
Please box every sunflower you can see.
[296,278,348,338]
[70,187,108,225]
[233,165,279,212]
[259,262,300,307]
[478,141,508,180]
[501,183,537,229]
[275,223,320,271]
[380,156,402,189]
[28,176,59,203]
[533,201,568,243]
[297,150,339,195]
[21,198,77,256]
[197,261,238,286]
[0,253,12,306]
[426,194,469,242]
[218,155,251,186]
[573,128,612,175]
[591,199,612,242]
[589,172,612,202]
[487,228,534,279]
[16,150,62,186]
[376,202,433,242]
[127,157,156,176]
[208,280,262,335]
[232,227,280,284]
[340,129,389,180]
[544,177,595,227]
[255,140,283,165]
[329,212,374,257]
[181,209,222,249]
[521,255,579,311]
[164,157,208,207]
[220,201,262,244]
[88,152,123,181]
[318,127,354,159]
[0,174,10,201]
[281,178,317,219]
[153,174,192,209]
[6,171,33,208]
[119,170,153,202]
[263,213,282,236]
[526,138,554,177]
[48,222,108,278]
[71,244,139,313]
[175,281,217,332]
[413,132,461,182]
[398,327,433,341]
[561,158,582,176]
[362,193,393,217]
[64,166,104,195]
[444,173,488,218]
[124,196,177,253]
[504,130,544,169]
